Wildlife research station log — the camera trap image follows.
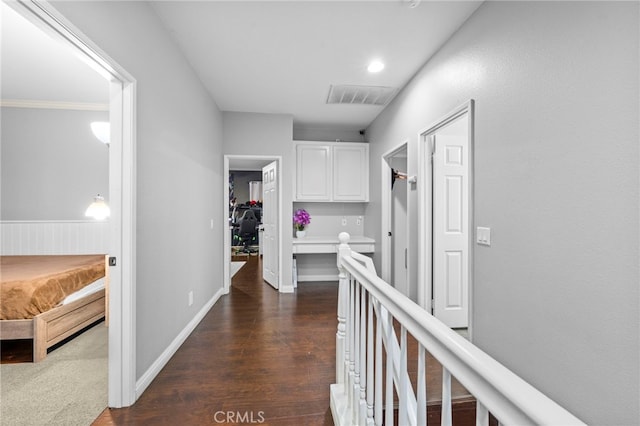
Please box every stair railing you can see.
[330,232,585,426]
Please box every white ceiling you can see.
[229,157,275,171]
[2,1,483,130]
[0,2,110,104]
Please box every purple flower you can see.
[293,209,311,231]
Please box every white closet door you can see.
[432,117,469,328]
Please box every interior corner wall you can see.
[1,107,109,220]
[51,1,225,383]
[222,111,294,291]
[364,1,639,424]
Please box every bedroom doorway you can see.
[10,1,137,408]
[224,156,282,293]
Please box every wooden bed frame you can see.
[0,255,109,362]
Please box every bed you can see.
[0,254,108,362]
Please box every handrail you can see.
[350,251,377,275]
[331,232,585,426]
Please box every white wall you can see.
[365,1,638,424]
[231,170,262,205]
[223,112,294,291]
[1,107,109,220]
[293,126,366,143]
[293,202,367,280]
[51,1,225,382]
[1,220,108,255]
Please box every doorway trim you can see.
[418,100,474,336]
[381,142,410,285]
[12,0,138,407]
[223,155,283,293]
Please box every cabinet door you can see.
[333,144,369,201]
[296,144,331,201]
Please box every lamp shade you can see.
[90,121,110,145]
[85,195,110,220]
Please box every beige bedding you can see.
[1,255,106,320]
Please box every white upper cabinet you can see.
[332,145,369,201]
[296,144,332,201]
[295,141,369,202]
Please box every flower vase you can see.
[296,230,306,238]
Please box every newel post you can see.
[336,232,352,385]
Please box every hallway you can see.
[92,256,477,425]
[92,256,336,425]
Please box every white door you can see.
[432,116,469,328]
[262,161,279,289]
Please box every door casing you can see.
[223,155,283,293]
[381,143,410,297]
[381,143,409,283]
[11,0,138,407]
[418,100,475,336]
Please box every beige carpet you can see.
[0,322,108,426]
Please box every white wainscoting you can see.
[0,220,109,255]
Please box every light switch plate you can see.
[477,227,491,246]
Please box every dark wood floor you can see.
[93,256,336,425]
[92,256,478,425]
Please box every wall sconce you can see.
[90,121,110,145]
[85,194,110,220]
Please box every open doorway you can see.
[381,143,412,300]
[224,156,282,292]
[419,100,474,332]
[8,1,137,408]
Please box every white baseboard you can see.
[279,284,295,293]
[135,287,225,399]
[297,274,339,282]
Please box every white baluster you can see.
[476,401,488,426]
[441,367,452,426]
[399,326,408,426]
[417,344,427,426]
[337,232,352,389]
[385,309,394,426]
[375,300,383,426]
[349,276,356,421]
[366,295,374,424]
[336,247,348,386]
[354,279,361,424]
[359,286,368,425]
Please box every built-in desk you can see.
[292,236,375,284]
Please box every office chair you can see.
[250,207,262,223]
[237,209,258,253]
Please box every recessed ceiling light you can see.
[367,60,385,73]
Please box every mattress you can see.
[0,255,106,320]
[61,278,105,305]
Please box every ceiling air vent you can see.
[326,85,398,106]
